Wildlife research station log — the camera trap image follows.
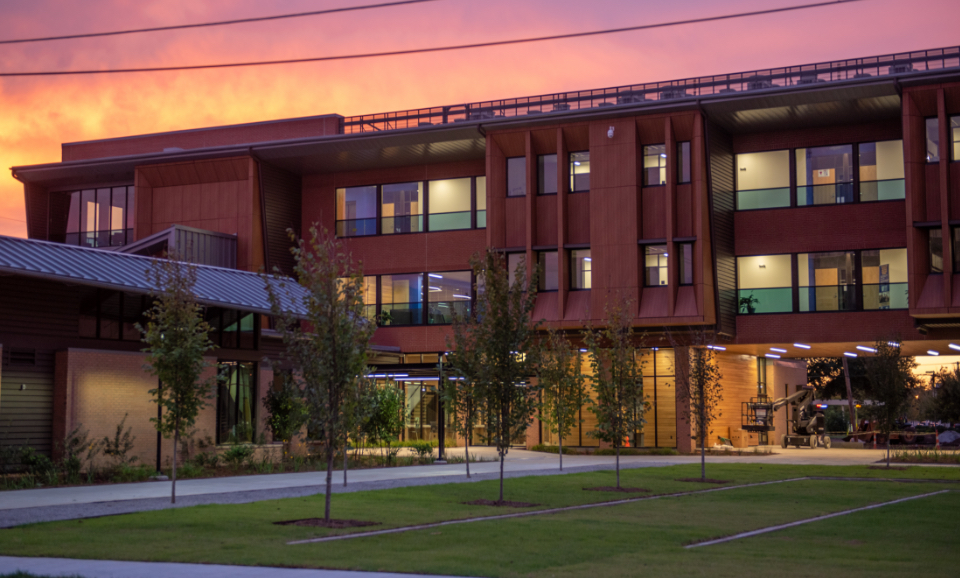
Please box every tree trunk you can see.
[700,430,706,481]
[342,438,348,487]
[616,444,621,489]
[171,428,178,504]
[498,453,504,502]
[558,415,564,471]
[324,442,334,522]
[886,437,891,468]
[842,356,856,433]
[464,440,471,478]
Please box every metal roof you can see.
[0,235,306,316]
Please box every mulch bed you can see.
[675,478,731,484]
[583,486,650,493]
[462,499,540,508]
[868,465,909,471]
[274,518,381,529]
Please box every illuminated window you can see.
[380,274,424,325]
[642,145,667,186]
[862,249,908,310]
[796,145,854,205]
[571,249,592,290]
[476,176,487,228]
[798,252,857,312]
[64,186,135,247]
[381,182,423,234]
[737,255,792,313]
[859,140,905,201]
[427,178,471,231]
[570,151,590,192]
[217,361,257,444]
[336,186,377,237]
[427,271,472,324]
[736,151,790,210]
[644,245,668,286]
[926,118,940,162]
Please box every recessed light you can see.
[844,352,857,358]
[887,341,900,347]
[856,346,877,353]
[928,350,940,356]
[428,273,443,279]
[770,347,787,353]
[707,345,726,351]
[766,354,781,359]
[793,343,811,349]
[949,344,960,351]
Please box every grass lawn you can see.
[1,464,958,577]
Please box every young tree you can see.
[584,301,646,489]
[536,328,588,471]
[449,250,540,501]
[264,225,375,522]
[860,339,919,467]
[363,381,404,465]
[677,342,723,481]
[140,256,217,504]
[445,328,484,478]
[262,371,309,460]
[342,374,376,486]
[930,368,960,427]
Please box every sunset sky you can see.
[1,0,958,238]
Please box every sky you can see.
[1,0,958,237]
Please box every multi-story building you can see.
[7,46,960,457]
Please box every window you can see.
[362,276,377,321]
[336,186,377,237]
[507,253,525,287]
[476,176,487,228]
[678,242,694,285]
[380,274,423,325]
[427,178,471,231]
[862,248,908,310]
[78,288,149,341]
[926,118,940,162]
[427,271,472,324]
[571,249,592,290]
[859,140,905,201]
[217,361,256,444]
[644,245,668,286]
[930,228,943,273]
[570,152,590,192]
[381,182,423,234]
[642,145,667,186]
[677,141,691,184]
[736,151,790,210]
[538,251,559,291]
[798,252,857,312]
[507,157,526,197]
[952,116,960,161]
[737,255,792,313]
[796,145,854,205]
[64,186,135,247]
[538,154,557,195]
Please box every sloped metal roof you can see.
[0,235,305,316]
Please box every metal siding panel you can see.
[260,163,302,276]
[706,120,737,337]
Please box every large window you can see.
[570,151,590,192]
[78,288,148,341]
[427,271,472,324]
[382,182,423,234]
[796,145,853,205]
[644,245,668,286]
[862,249,908,310]
[736,151,790,210]
[64,186,135,247]
[859,140,905,201]
[737,255,792,313]
[799,252,857,312]
[507,157,526,197]
[571,249,591,290]
[926,118,940,162]
[952,116,960,161]
[336,186,377,237]
[217,361,256,444]
[642,145,667,186]
[381,274,423,326]
[427,178,471,231]
[678,242,694,286]
[930,228,943,273]
[677,141,691,184]
[538,251,559,291]
[476,176,487,228]
[538,154,557,195]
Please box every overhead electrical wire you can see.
[0,0,866,77]
[0,0,441,45]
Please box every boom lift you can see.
[741,387,831,449]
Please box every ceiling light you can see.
[770,347,787,353]
[707,345,726,351]
[428,274,443,279]
[949,343,960,351]
[766,354,781,359]
[856,345,877,353]
[429,286,441,291]
[793,343,811,349]
[887,341,900,347]
[453,294,471,299]
[928,350,940,356]
[844,352,857,358]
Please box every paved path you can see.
[0,556,472,578]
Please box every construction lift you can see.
[742,386,831,449]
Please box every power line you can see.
[0,0,440,45]
[0,0,866,77]
[0,215,26,223]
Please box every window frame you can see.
[507,157,527,197]
[569,151,590,193]
[537,154,558,196]
[677,141,691,185]
[642,144,667,187]
[926,117,940,163]
[570,249,592,290]
[642,244,669,287]
[678,242,694,286]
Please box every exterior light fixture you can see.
[579,348,587,353]
[928,350,940,356]
[766,354,781,359]
[856,345,877,353]
[949,343,960,351]
[607,126,615,139]
[707,345,726,351]
[793,343,811,349]
[844,352,857,358]
[770,347,787,353]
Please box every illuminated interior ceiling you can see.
[720,340,960,363]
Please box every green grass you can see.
[0,464,957,577]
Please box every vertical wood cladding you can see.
[259,162,302,276]
[706,120,737,337]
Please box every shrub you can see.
[222,444,255,468]
[102,414,138,467]
[409,441,434,461]
[110,463,153,483]
[20,447,55,480]
[263,373,308,456]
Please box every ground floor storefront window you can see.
[217,361,256,444]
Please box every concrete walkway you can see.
[0,556,472,578]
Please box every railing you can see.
[797,183,855,206]
[860,179,906,202]
[428,300,471,324]
[738,288,792,314]
[799,285,858,312]
[380,302,423,326]
[342,46,960,133]
[427,211,471,231]
[863,283,908,310]
[736,188,791,210]
[335,218,376,238]
[382,215,423,235]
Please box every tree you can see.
[140,256,217,504]
[342,375,376,486]
[674,331,723,481]
[449,250,540,502]
[536,328,588,470]
[264,225,375,523]
[363,381,404,465]
[583,301,646,489]
[444,329,484,478]
[930,368,960,426]
[262,371,309,460]
[860,339,919,467]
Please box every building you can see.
[8,45,960,456]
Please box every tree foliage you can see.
[930,368,960,425]
[860,339,919,466]
[262,372,309,459]
[140,256,217,503]
[675,332,723,481]
[536,328,588,471]
[363,381,404,464]
[584,301,646,489]
[264,225,375,522]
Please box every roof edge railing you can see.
[342,46,960,134]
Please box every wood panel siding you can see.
[504,197,526,248]
[0,277,78,337]
[641,188,666,239]
[535,195,558,247]
[259,162,302,276]
[566,193,590,244]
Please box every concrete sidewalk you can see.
[0,556,472,578]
